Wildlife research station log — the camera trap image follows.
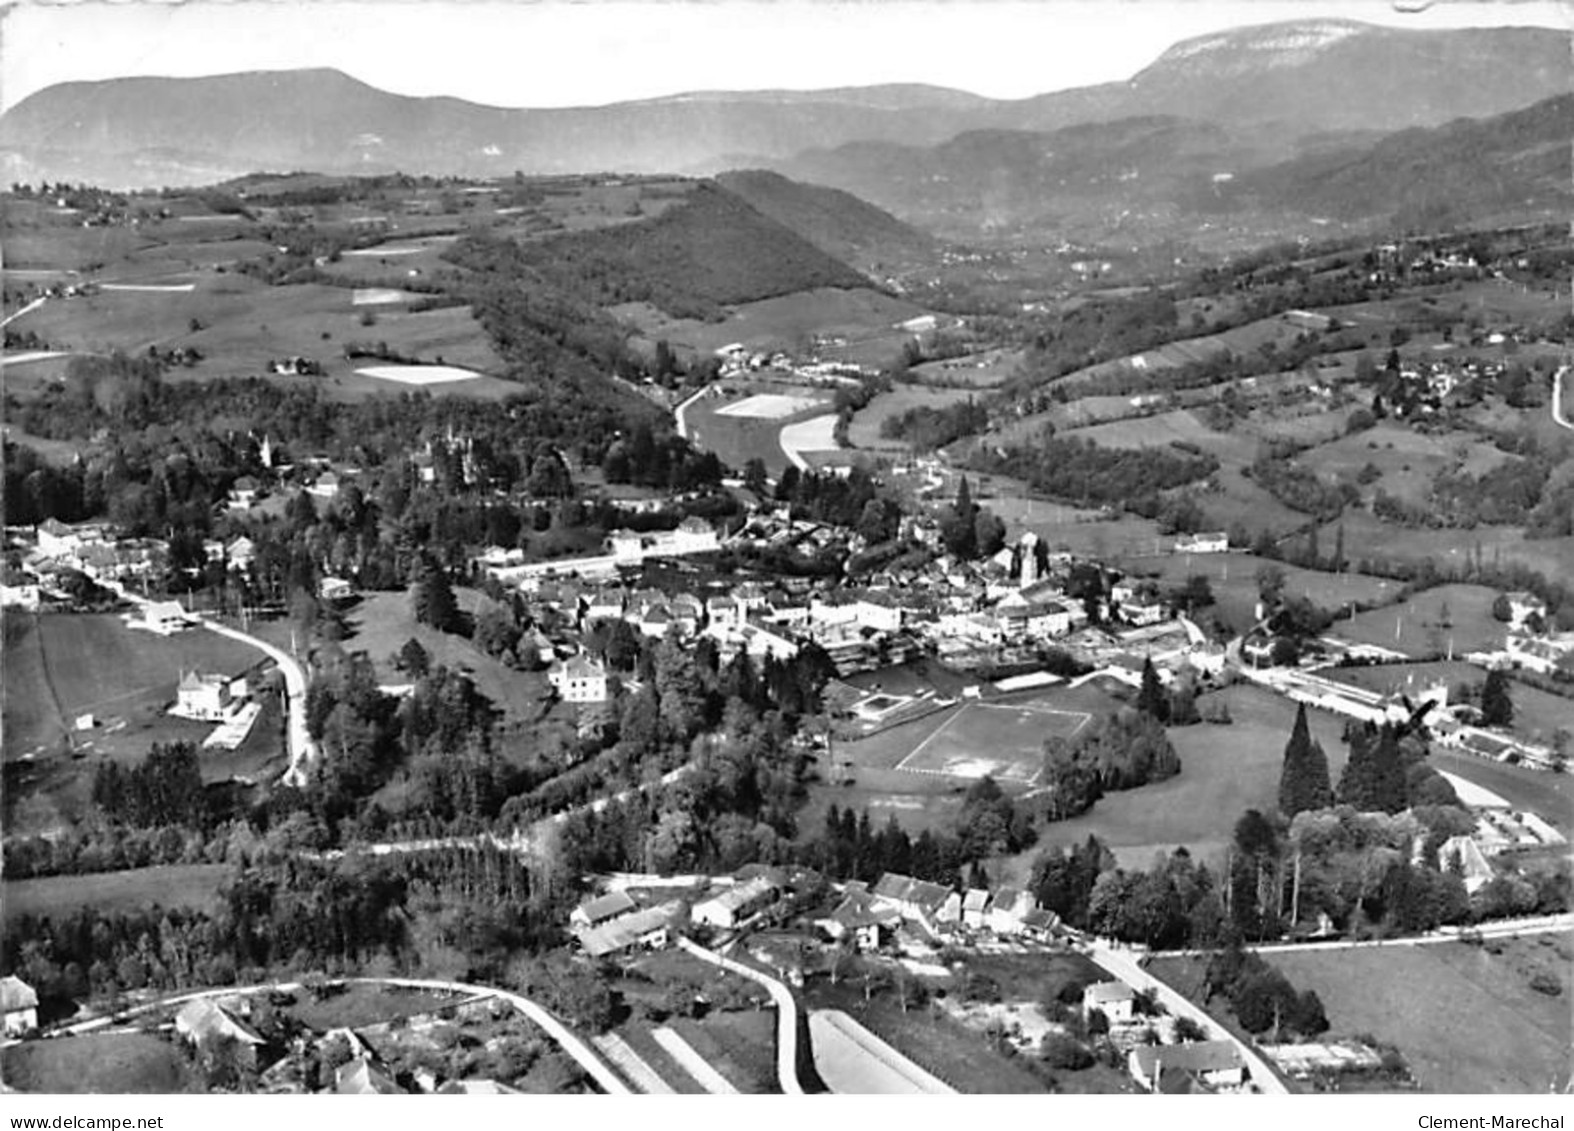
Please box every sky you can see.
[2,0,1568,113]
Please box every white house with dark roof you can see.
[548,654,609,703]
[1083,980,1136,1024]
[571,889,637,929]
[1129,1040,1245,1092]
[692,875,780,930]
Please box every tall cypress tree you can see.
[1337,725,1378,810]
[1371,726,1409,814]
[1480,669,1514,728]
[1136,658,1170,723]
[1278,703,1333,817]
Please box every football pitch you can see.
[894,700,1091,784]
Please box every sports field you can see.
[895,700,1090,784]
[715,392,823,419]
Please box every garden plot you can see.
[356,364,484,385]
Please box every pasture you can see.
[1010,683,1353,876]
[2,863,232,921]
[1,1032,198,1094]
[1300,422,1512,508]
[1064,409,1244,461]
[1188,933,1573,1093]
[846,385,974,452]
[1331,583,1506,658]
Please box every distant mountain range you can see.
[2,19,1568,241]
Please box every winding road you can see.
[676,936,805,1094]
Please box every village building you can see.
[985,888,1038,934]
[228,476,261,508]
[1174,531,1229,554]
[547,654,609,704]
[1083,981,1136,1024]
[173,671,238,722]
[319,577,355,603]
[818,889,902,952]
[669,516,719,555]
[871,873,952,932]
[692,875,780,930]
[961,888,992,930]
[575,903,681,959]
[135,599,196,635]
[1504,591,1547,631]
[336,1057,404,1095]
[570,890,638,930]
[1129,1040,1246,1093]
[175,998,267,1070]
[0,976,39,1036]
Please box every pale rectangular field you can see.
[713,392,825,419]
[356,364,483,385]
[895,700,1090,783]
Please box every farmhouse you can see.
[570,890,637,929]
[985,888,1038,934]
[872,873,952,931]
[1174,531,1229,554]
[1129,1040,1246,1093]
[1505,633,1570,676]
[176,998,267,1069]
[547,654,609,704]
[692,875,780,930]
[0,976,39,1036]
[136,599,196,635]
[1082,981,1136,1024]
[819,890,902,952]
[173,671,237,722]
[575,903,682,959]
[961,888,991,929]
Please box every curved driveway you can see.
[199,618,317,785]
[676,936,804,1094]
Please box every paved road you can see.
[1088,942,1290,1095]
[1153,913,1574,958]
[39,976,629,1094]
[1,295,47,329]
[677,936,804,1094]
[200,617,316,786]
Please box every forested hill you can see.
[714,169,936,272]
[498,181,877,320]
[1217,93,1574,228]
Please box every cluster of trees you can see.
[879,399,990,452]
[2,845,572,1015]
[1200,944,1329,1040]
[1033,709,1182,823]
[938,476,1006,560]
[971,433,1218,513]
[1247,451,1356,522]
[90,743,211,831]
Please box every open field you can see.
[1331,583,1506,658]
[2,863,233,922]
[1325,660,1574,747]
[682,380,837,477]
[1428,748,1574,833]
[1064,409,1244,460]
[1301,422,1513,509]
[2,613,265,761]
[1,1032,198,1094]
[896,700,1090,784]
[1009,683,1354,876]
[778,413,840,470]
[809,1010,954,1093]
[715,392,824,419]
[1155,933,1573,1093]
[1116,552,1402,631]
